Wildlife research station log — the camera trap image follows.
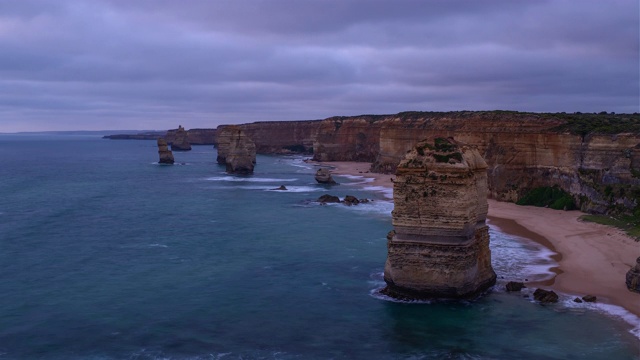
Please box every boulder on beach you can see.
[582,295,597,303]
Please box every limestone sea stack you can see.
[626,256,640,293]
[157,138,174,164]
[170,125,192,151]
[216,126,257,174]
[315,168,337,184]
[383,137,497,299]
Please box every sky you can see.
[1,0,638,132]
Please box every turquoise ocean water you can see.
[0,134,638,359]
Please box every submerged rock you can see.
[157,138,174,164]
[315,168,337,184]
[272,185,288,191]
[343,195,359,206]
[506,281,526,292]
[626,256,640,293]
[170,125,192,151]
[533,288,559,303]
[383,138,496,299]
[317,194,340,203]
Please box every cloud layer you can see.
[1,0,638,131]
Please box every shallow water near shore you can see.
[1,134,638,359]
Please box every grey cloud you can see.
[0,0,637,131]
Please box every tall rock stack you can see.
[170,125,192,151]
[216,126,257,174]
[383,137,496,299]
[157,138,174,164]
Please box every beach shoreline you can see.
[317,161,640,318]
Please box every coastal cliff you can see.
[383,138,496,299]
[310,111,640,214]
[214,120,322,154]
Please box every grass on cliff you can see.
[516,186,577,210]
[580,214,640,241]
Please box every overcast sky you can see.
[1,0,638,132]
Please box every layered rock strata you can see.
[383,138,496,299]
[157,138,174,164]
[626,257,640,293]
[169,125,192,151]
[216,126,257,174]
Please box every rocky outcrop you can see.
[626,257,640,293]
[317,194,341,203]
[169,125,192,151]
[315,168,337,184]
[382,138,496,299]
[216,126,257,174]
[157,138,174,164]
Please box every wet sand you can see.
[318,161,640,316]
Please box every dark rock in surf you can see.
[533,288,558,303]
[317,194,340,203]
[505,281,526,292]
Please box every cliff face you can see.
[166,128,217,145]
[383,138,496,299]
[312,116,384,161]
[213,121,322,154]
[309,112,640,214]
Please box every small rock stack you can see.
[315,168,337,184]
[157,138,174,164]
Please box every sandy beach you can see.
[319,161,640,317]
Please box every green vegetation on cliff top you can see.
[338,111,640,136]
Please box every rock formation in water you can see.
[157,138,174,164]
[533,288,559,303]
[315,168,337,184]
[169,125,192,151]
[216,126,257,174]
[626,257,640,293]
[382,138,496,299]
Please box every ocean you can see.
[0,134,638,359]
